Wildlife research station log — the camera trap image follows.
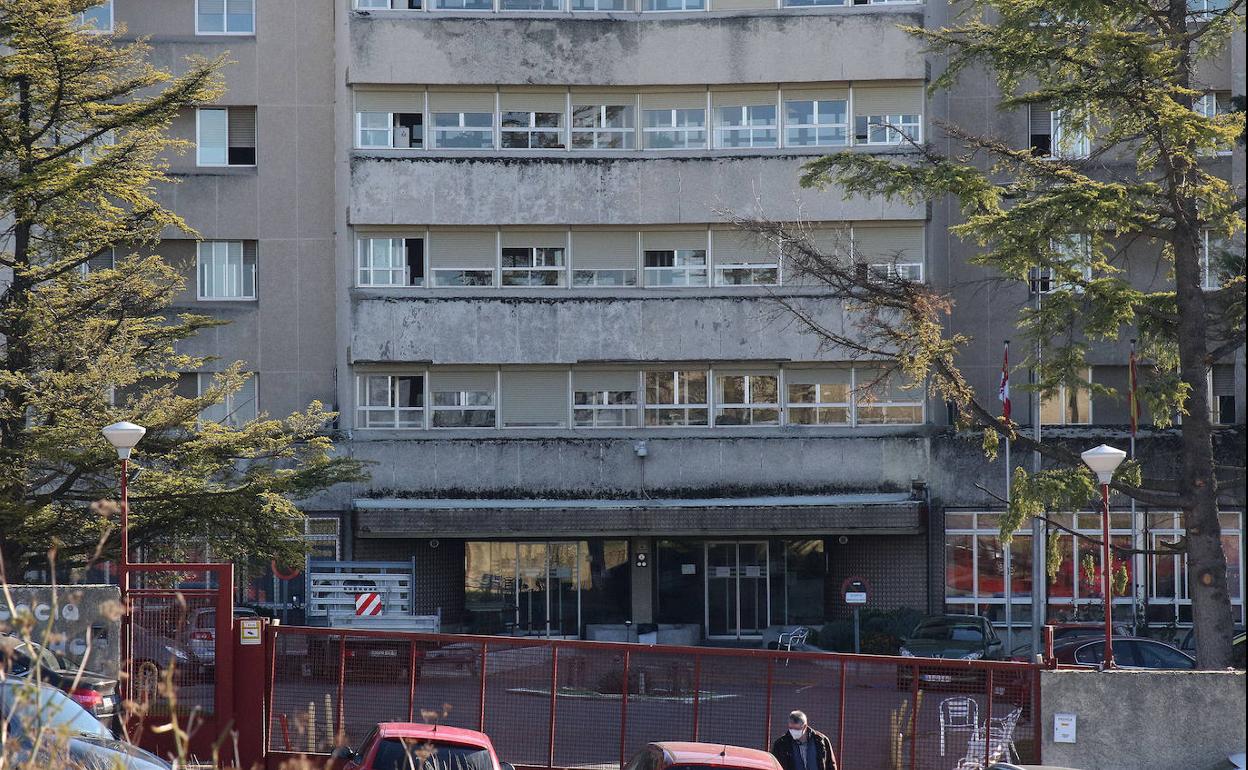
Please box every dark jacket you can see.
[771,729,838,770]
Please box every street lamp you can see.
[1081,443,1127,669]
[102,421,146,597]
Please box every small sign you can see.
[845,591,868,604]
[842,577,870,605]
[635,552,649,568]
[355,592,383,616]
[712,566,732,578]
[1054,713,1077,743]
[743,565,762,578]
[681,563,697,575]
[239,618,262,646]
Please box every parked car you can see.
[1051,636,1194,669]
[329,722,515,770]
[1178,626,1245,659]
[899,615,1006,661]
[187,606,259,668]
[0,679,171,770]
[1009,623,1134,660]
[0,634,119,728]
[624,742,783,770]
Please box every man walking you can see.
[771,710,838,770]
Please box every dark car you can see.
[0,635,119,728]
[900,614,1005,661]
[1178,626,1245,660]
[1051,636,1194,669]
[0,679,171,769]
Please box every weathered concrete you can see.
[1039,669,1246,770]
[349,155,926,226]
[0,585,123,678]
[348,10,926,86]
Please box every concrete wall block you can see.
[349,156,926,226]
[348,12,926,86]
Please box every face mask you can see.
[789,729,805,740]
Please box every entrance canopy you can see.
[354,492,923,538]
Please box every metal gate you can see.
[126,563,234,763]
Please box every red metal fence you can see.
[265,627,1041,770]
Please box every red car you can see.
[329,723,515,770]
[624,742,784,770]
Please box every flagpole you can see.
[1129,339,1139,634]
[1031,286,1046,658]
[1002,340,1013,652]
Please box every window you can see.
[356,374,424,429]
[437,0,492,8]
[866,262,923,282]
[786,368,851,425]
[572,230,638,287]
[1188,0,1230,20]
[853,85,923,146]
[1199,231,1235,291]
[572,0,632,10]
[196,0,255,34]
[356,111,423,149]
[853,225,925,283]
[79,248,116,277]
[501,247,566,286]
[853,112,920,145]
[499,100,564,148]
[644,370,708,426]
[784,98,848,147]
[1211,365,1235,425]
[644,249,708,287]
[1032,234,1093,294]
[571,103,635,149]
[501,0,561,9]
[430,230,496,287]
[715,373,779,426]
[714,103,778,149]
[1194,92,1234,154]
[356,0,423,7]
[1029,103,1089,159]
[197,241,257,300]
[645,0,704,9]
[78,0,112,32]
[642,109,707,150]
[1040,370,1092,425]
[713,230,779,286]
[196,107,256,166]
[358,237,424,287]
[432,111,494,149]
[574,370,638,427]
[430,371,497,428]
[78,130,115,165]
[855,367,923,424]
[198,372,257,428]
[305,517,341,561]
[501,370,568,427]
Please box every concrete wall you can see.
[1040,669,1246,770]
[348,10,927,86]
[0,585,123,678]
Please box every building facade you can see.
[100,0,1245,647]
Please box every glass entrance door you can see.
[513,542,582,638]
[705,541,770,639]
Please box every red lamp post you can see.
[1081,443,1127,670]
[101,421,146,599]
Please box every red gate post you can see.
[478,641,488,731]
[233,615,270,769]
[763,657,774,749]
[407,640,419,722]
[336,636,347,743]
[1032,666,1042,763]
[618,650,631,769]
[837,659,846,769]
[908,661,919,770]
[691,654,701,742]
[984,668,994,765]
[548,646,559,769]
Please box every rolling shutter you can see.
[1212,365,1235,396]
[712,89,777,109]
[198,109,228,154]
[500,91,566,115]
[573,369,638,393]
[640,91,707,111]
[1029,102,1054,136]
[782,87,850,104]
[853,85,923,116]
[785,366,852,387]
[228,107,256,149]
[430,369,497,394]
[501,369,569,427]
[712,230,778,265]
[428,90,496,113]
[570,90,635,108]
[853,225,924,263]
[571,231,638,270]
[501,230,567,250]
[642,230,707,252]
[429,230,497,268]
[355,89,424,114]
[711,0,773,10]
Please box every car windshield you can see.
[372,738,494,770]
[0,683,110,739]
[911,621,984,642]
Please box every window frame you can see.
[785,374,853,427]
[501,246,567,287]
[853,112,922,146]
[431,111,496,150]
[356,373,426,429]
[573,385,640,428]
[714,373,780,426]
[1039,368,1094,426]
[571,104,636,150]
[643,0,705,10]
[783,98,849,148]
[643,248,709,287]
[430,386,499,428]
[196,240,257,301]
[358,237,423,288]
[500,110,566,149]
[714,262,779,286]
[642,108,708,150]
[197,371,258,428]
[643,369,710,427]
[78,0,114,33]
[714,103,779,149]
[195,107,256,168]
[195,0,256,36]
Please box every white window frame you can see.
[785,375,853,427]
[356,112,394,149]
[501,246,567,287]
[643,370,709,427]
[431,111,495,150]
[1199,230,1228,290]
[1039,369,1094,426]
[783,98,849,148]
[866,262,924,283]
[571,104,635,150]
[1188,0,1231,21]
[357,237,415,287]
[1051,109,1090,159]
[714,104,779,149]
[195,0,256,36]
[644,249,709,287]
[500,110,566,149]
[714,373,780,426]
[642,108,707,150]
[304,517,342,561]
[435,0,494,11]
[855,113,922,146]
[355,0,393,7]
[643,0,704,10]
[195,107,255,168]
[430,388,498,428]
[197,372,258,428]
[196,241,256,301]
[715,262,779,286]
[572,268,637,287]
[78,0,113,33]
[499,0,563,10]
[356,373,425,429]
[853,368,925,426]
[573,387,639,428]
[570,0,631,10]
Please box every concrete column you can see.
[631,537,654,625]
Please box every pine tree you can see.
[745,0,1244,666]
[0,0,365,580]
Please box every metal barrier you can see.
[265,627,1041,770]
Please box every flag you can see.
[1129,343,1141,437]
[999,342,1011,421]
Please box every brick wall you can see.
[351,537,467,626]
[824,533,930,620]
